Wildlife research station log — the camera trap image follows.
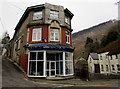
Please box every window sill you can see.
[65,22,70,25]
[33,18,43,21]
[66,42,70,44]
[48,17,58,20]
[31,41,42,43]
[50,40,60,43]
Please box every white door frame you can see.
[48,61,56,77]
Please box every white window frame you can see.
[106,65,109,71]
[101,64,104,71]
[28,51,46,77]
[65,16,70,24]
[50,10,58,19]
[65,52,73,75]
[32,28,42,41]
[112,65,115,71]
[117,64,120,71]
[33,11,42,20]
[50,28,59,42]
[66,31,70,44]
[18,39,21,49]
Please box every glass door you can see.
[47,61,56,77]
[50,61,56,77]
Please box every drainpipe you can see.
[108,55,112,74]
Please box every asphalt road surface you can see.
[2,57,57,88]
[1,56,120,89]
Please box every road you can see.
[2,56,57,88]
[1,56,120,89]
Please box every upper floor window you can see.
[115,54,118,59]
[90,58,92,63]
[106,65,109,71]
[100,54,102,60]
[50,28,59,41]
[16,39,21,50]
[66,31,70,44]
[33,11,42,20]
[110,55,113,60]
[112,65,115,71]
[50,10,58,19]
[32,28,42,41]
[106,55,108,59]
[65,16,70,24]
[117,64,120,71]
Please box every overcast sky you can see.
[0,0,118,39]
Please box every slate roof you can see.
[97,40,120,55]
[90,53,99,60]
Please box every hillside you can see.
[72,20,119,60]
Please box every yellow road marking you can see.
[24,78,118,87]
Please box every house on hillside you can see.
[88,40,120,74]
[10,3,74,78]
[88,53,100,73]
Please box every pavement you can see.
[1,56,120,89]
[0,55,2,89]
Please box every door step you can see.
[46,76,74,80]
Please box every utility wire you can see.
[0,17,6,31]
[7,2,24,11]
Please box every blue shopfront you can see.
[27,44,74,77]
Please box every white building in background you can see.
[88,40,120,74]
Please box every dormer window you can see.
[33,11,42,20]
[65,16,70,24]
[50,10,58,19]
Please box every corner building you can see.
[11,3,74,78]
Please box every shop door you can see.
[47,61,56,77]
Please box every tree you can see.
[85,37,93,48]
[1,32,10,57]
[84,37,94,59]
[92,39,100,52]
[101,30,119,47]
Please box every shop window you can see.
[37,52,43,60]
[32,28,42,41]
[50,28,59,41]
[30,52,36,60]
[50,10,58,19]
[56,53,63,75]
[37,61,43,76]
[29,52,44,76]
[65,52,73,75]
[29,61,36,75]
[33,11,42,20]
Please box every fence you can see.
[89,73,120,80]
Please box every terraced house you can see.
[88,40,120,74]
[10,3,74,78]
